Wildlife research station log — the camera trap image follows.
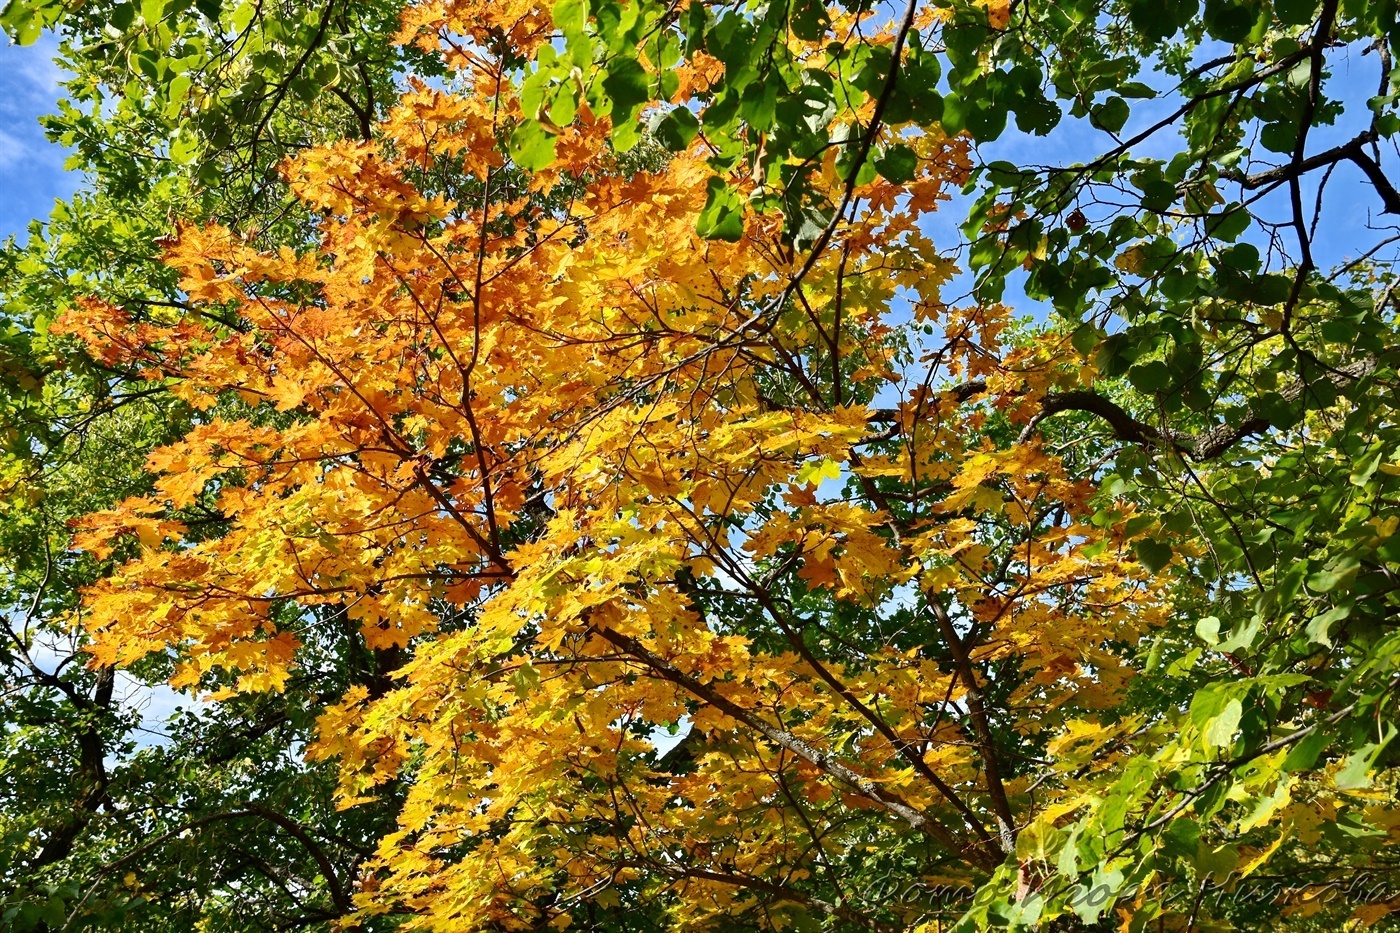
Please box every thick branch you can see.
[761,602,1005,862]
[591,624,987,868]
[1023,354,1377,459]
[1234,129,1400,214]
[923,598,1018,855]
[246,803,351,915]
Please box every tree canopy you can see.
[1,0,1399,929]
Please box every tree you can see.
[0,0,423,927]
[9,0,1400,929]
[59,70,1166,929]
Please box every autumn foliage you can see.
[23,0,1400,928]
[50,13,1162,929]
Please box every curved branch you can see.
[246,803,352,915]
[590,624,989,868]
[1022,354,1378,459]
[1233,129,1400,215]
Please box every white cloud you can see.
[0,32,65,114]
[0,128,32,171]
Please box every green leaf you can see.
[1334,731,1395,790]
[508,120,558,171]
[738,78,778,132]
[229,0,254,32]
[1134,538,1172,571]
[601,56,649,124]
[1204,0,1259,41]
[1094,332,1139,377]
[1204,698,1243,747]
[1128,359,1170,392]
[1144,633,1165,671]
[1281,728,1330,772]
[649,106,699,151]
[1206,206,1250,241]
[1306,556,1360,594]
[789,0,828,41]
[1252,273,1292,305]
[1073,867,1124,924]
[964,97,1009,141]
[1274,0,1316,21]
[1093,96,1130,133]
[169,130,198,165]
[1306,604,1351,646]
[1216,617,1261,653]
[696,177,744,242]
[873,143,917,183]
[786,198,832,250]
[1260,121,1298,154]
[38,896,65,927]
[553,0,587,37]
[1128,0,1196,39]
[1195,616,1221,645]
[1071,322,1102,357]
[1219,242,1259,271]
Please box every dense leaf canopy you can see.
[0,0,1398,929]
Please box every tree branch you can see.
[590,624,988,868]
[1021,354,1378,459]
[1233,129,1400,214]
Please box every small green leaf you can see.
[1334,731,1395,790]
[1195,616,1221,645]
[1206,206,1250,241]
[1306,556,1359,594]
[229,0,254,32]
[1274,0,1316,21]
[1281,727,1329,772]
[649,106,699,151]
[1093,96,1130,133]
[509,120,558,171]
[39,896,65,927]
[601,56,649,123]
[1204,0,1260,41]
[553,0,587,36]
[1306,604,1351,646]
[1260,121,1298,154]
[1128,359,1171,392]
[789,0,828,41]
[1071,322,1102,357]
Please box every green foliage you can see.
[0,0,426,927]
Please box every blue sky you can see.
[0,34,77,243]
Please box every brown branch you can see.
[761,601,1005,863]
[246,803,351,914]
[923,598,1017,855]
[247,0,339,171]
[1021,354,1377,459]
[1233,129,1400,214]
[590,624,983,866]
